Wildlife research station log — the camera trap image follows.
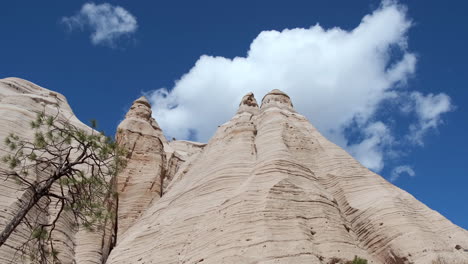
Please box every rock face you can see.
[115,96,168,237]
[115,97,206,239]
[0,79,467,264]
[0,78,114,264]
[108,90,468,264]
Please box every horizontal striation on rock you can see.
[115,96,206,241]
[108,89,468,264]
[0,78,466,264]
[115,96,167,239]
[0,78,114,264]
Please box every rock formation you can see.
[108,90,468,264]
[115,96,206,238]
[115,96,168,237]
[0,78,467,264]
[0,78,114,263]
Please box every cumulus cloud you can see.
[347,122,394,172]
[147,1,452,173]
[62,2,137,47]
[408,92,453,145]
[390,165,416,182]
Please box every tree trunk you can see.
[0,187,41,247]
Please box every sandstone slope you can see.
[0,78,113,264]
[108,90,468,264]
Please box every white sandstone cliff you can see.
[108,89,468,264]
[0,79,467,264]
[0,78,114,264]
[115,96,205,238]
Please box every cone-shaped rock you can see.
[115,96,168,238]
[260,89,294,110]
[118,96,164,136]
[237,92,259,115]
[108,90,468,264]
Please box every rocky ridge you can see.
[108,89,468,263]
[0,78,467,264]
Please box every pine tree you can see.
[0,110,125,263]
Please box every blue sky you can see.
[1,1,467,229]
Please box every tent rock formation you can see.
[109,89,468,263]
[0,78,467,263]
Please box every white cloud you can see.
[62,2,137,47]
[348,122,394,172]
[147,1,451,172]
[408,92,452,145]
[390,165,415,182]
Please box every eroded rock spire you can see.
[108,89,468,264]
[260,89,294,110]
[237,92,259,114]
[115,96,167,237]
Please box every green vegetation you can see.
[349,256,368,264]
[0,110,126,263]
